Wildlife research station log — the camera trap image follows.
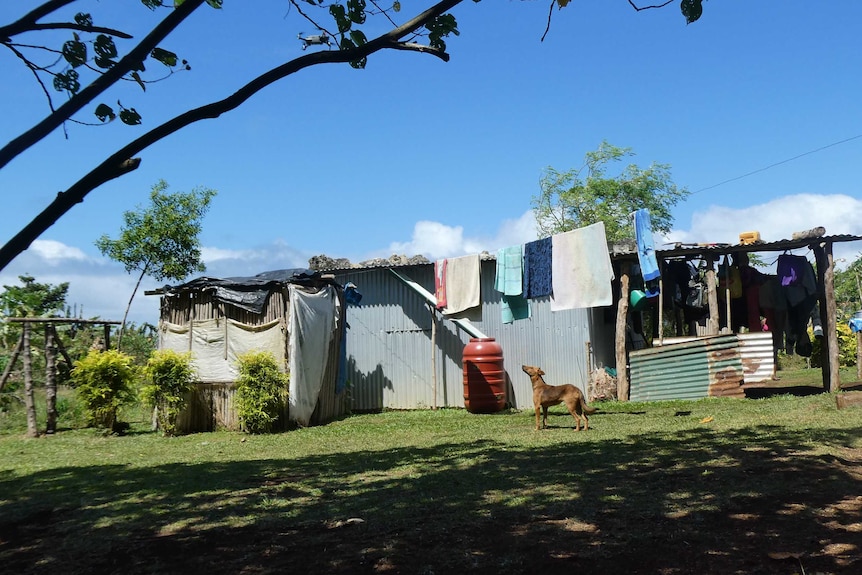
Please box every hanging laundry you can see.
[523,237,552,298]
[434,259,448,310]
[442,254,481,315]
[551,221,614,311]
[634,208,661,282]
[495,245,524,296]
[501,294,531,324]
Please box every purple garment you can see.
[777,254,804,287]
[523,237,552,298]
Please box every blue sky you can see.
[1,0,861,325]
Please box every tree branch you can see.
[627,0,675,11]
[0,0,77,40]
[0,0,466,271]
[0,0,208,172]
[9,22,134,39]
[390,41,449,62]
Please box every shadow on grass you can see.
[1,425,861,574]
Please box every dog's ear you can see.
[538,368,545,375]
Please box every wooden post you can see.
[45,323,58,434]
[657,277,664,346]
[0,332,24,392]
[857,331,861,381]
[103,323,111,351]
[616,261,631,401]
[705,256,719,335]
[430,304,438,410]
[813,242,840,392]
[23,322,38,438]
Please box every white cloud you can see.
[666,193,862,267]
[29,239,89,264]
[384,211,540,261]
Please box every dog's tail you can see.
[581,398,598,415]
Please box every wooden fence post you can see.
[616,262,631,401]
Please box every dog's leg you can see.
[542,406,550,429]
[535,406,541,430]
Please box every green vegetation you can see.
[68,349,138,432]
[141,349,198,436]
[234,351,288,434]
[0,389,860,573]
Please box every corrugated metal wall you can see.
[334,261,596,411]
[629,334,746,401]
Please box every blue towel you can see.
[495,245,523,296]
[501,294,531,324]
[635,209,661,282]
[523,237,552,298]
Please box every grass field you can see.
[2,374,862,574]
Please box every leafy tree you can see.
[0,1,702,272]
[531,141,689,241]
[0,274,69,381]
[95,180,216,348]
[834,253,862,320]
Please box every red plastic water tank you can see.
[462,337,506,414]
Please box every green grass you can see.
[1,388,861,573]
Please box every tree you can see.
[834,253,862,319]
[531,141,689,241]
[95,180,216,348]
[0,1,703,272]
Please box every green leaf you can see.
[340,38,366,69]
[141,0,162,9]
[94,103,116,123]
[330,4,351,34]
[131,71,146,92]
[53,69,80,94]
[349,30,367,47]
[347,0,366,25]
[94,34,118,69]
[680,0,703,24]
[393,1,400,12]
[74,12,93,27]
[119,107,142,125]
[62,35,87,68]
[151,47,178,67]
[206,0,223,7]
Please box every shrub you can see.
[810,323,858,368]
[69,349,137,432]
[234,351,288,434]
[141,349,197,436]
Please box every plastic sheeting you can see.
[288,285,340,427]
[160,318,285,382]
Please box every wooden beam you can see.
[616,262,631,401]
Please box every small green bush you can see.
[69,349,137,431]
[234,351,288,434]
[810,322,858,368]
[141,349,197,436]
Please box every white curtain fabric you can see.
[159,318,285,382]
[288,285,339,427]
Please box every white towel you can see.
[551,222,614,311]
[444,254,481,315]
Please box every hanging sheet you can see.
[288,285,339,427]
[551,221,614,311]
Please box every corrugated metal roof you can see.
[653,234,862,259]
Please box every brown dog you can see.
[522,365,596,431]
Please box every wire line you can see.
[691,133,862,195]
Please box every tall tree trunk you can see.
[23,322,38,438]
[118,266,148,351]
[45,323,58,434]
